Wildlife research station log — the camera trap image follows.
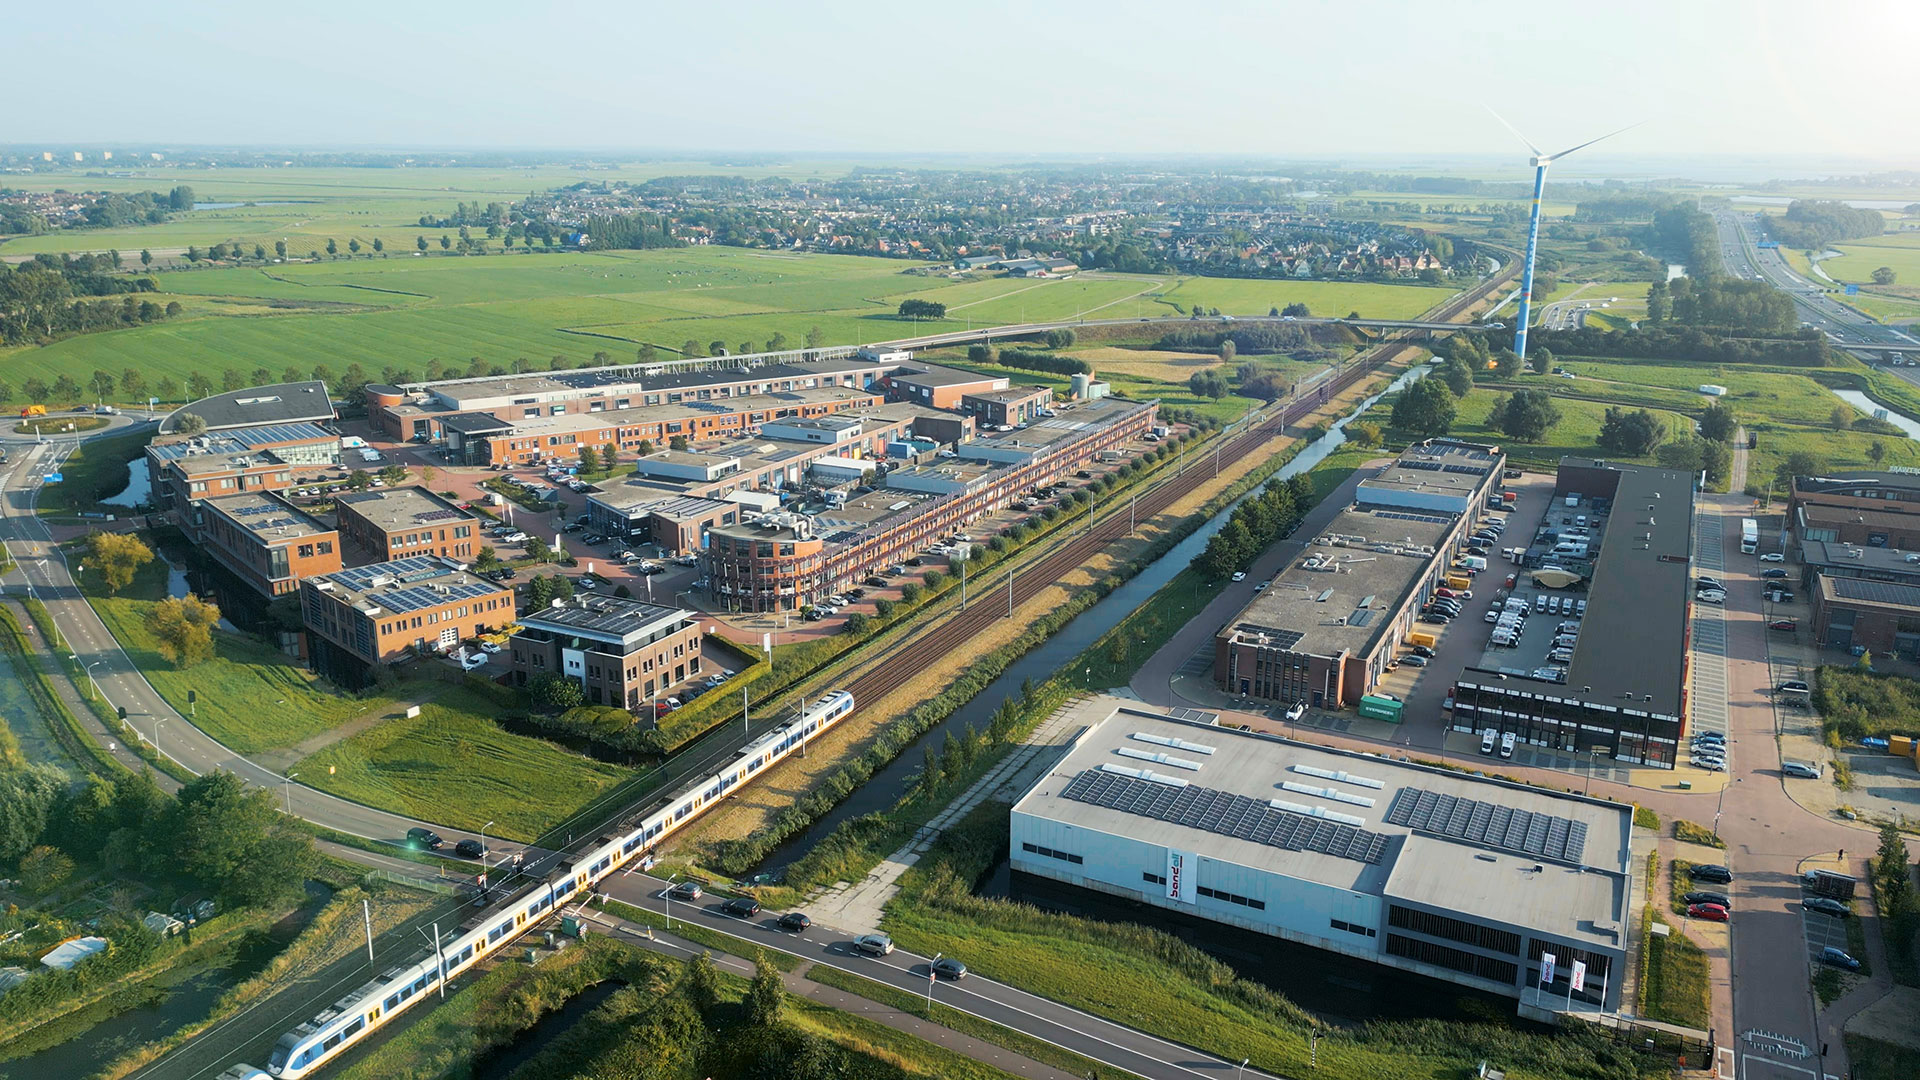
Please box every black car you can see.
[777,911,812,932]
[1761,568,1788,579]
[721,897,761,918]
[1688,864,1733,884]
[1805,897,1850,918]
[1419,613,1451,625]
[1682,891,1731,909]
[407,827,444,851]
[1411,645,1436,659]
[454,839,487,859]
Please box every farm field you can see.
[0,245,1448,405]
[292,686,635,842]
[1820,235,1920,288]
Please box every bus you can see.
[1740,518,1759,555]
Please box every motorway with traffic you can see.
[1715,210,1919,357]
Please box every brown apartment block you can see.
[300,557,515,689]
[192,491,342,597]
[332,487,480,562]
[509,594,705,710]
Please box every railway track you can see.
[841,259,1518,710]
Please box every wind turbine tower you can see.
[1494,114,1636,361]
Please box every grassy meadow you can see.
[0,244,1447,406]
[1821,232,1920,289]
[293,686,635,842]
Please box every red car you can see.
[1686,903,1730,922]
[1768,619,1798,632]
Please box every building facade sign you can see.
[1166,849,1197,904]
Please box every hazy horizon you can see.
[14,0,1919,169]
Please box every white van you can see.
[1480,728,1498,755]
[1499,732,1517,759]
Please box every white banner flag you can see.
[1539,952,1557,986]
[1165,849,1197,904]
[1569,959,1587,993]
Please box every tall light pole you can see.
[1584,747,1602,796]
[665,872,678,931]
[925,953,942,1015]
[283,772,299,815]
[480,819,494,859]
[85,661,104,700]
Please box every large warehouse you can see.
[1449,457,1696,769]
[1010,700,1633,1010]
[1213,439,1505,708]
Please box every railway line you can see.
[840,257,1519,711]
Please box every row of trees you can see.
[896,299,947,320]
[1766,200,1886,250]
[0,253,169,346]
[1198,473,1315,579]
[981,345,1091,375]
[1644,277,1799,334]
[1530,325,1831,368]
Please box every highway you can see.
[1714,210,1919,357]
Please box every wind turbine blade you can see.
[1544,122,1643,163]
[1482,104,1542,157]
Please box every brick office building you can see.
[332,487,480,563]
[194,491,342,598]
[509,594,706,710]
[301,557,514,688]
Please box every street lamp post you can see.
[480,819,494,859]
[1584,747,1602,796]
[283,772,299,815]
[85,661,103,701]
[925,953,941,1015]
[665,872,678,931]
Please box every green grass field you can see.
[0,246,1447,405]
[77,556,402,753]
[1641,910,1712,1029]
[1820,234,1920,289]
[293,686,634,842]
[1363,385,1696,469]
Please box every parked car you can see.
[459,651,488,671]
[1480,728,1498,755]
[1688,864,1734,884]
[1696,576,1726,592]
[1231,572,1248,582]
[1695,590,1726,605]
[479,640,504,654]
[1760,552,1785,562]
[1686,903,1730,922]
[668,880,704,900]
[1682,891,1731,909]
[1805,897,1850,918]
[1820,947,1862,971]
[1419,613,1451,625]
[1761,568,1789,579]
[1499,731,1516,759]
[499,531,528,544]
[454,839,487,859]
[1776,680,1810,695]
[852,933,894,956]
[1402,655,1429,667]
[721,897,761,918]
[1411,645,1435,659]
[1768,619,1798,632]
[777,911,812,932]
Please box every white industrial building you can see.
[1009,700,1633,1010]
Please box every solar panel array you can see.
[247,517,304,532]
[328,557,453,592]
[1058,769,1389,865]
[1384,787,1588,865]
[1371,509,1453,526]
[414,509,461,523]
[375,581,500,614]
[224,422,334,448]
[231,503,279,517]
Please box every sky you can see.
[14,0,1918,170]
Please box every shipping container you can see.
[1358,695,1404,723]
[1407,631,1437,648]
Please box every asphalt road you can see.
[1715,211,1918,355]
[596,870,1289,1080]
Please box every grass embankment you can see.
[807,964,1125,1080]
[16,415,112,436]
[882,804,1663,1080]
[295,685,634,842]
[1814,666,1920,742]
[1673,820,1727,849]
[32,428,147,518]
[1639,909,1712,1029]
[1633,806,1660,830]
[1846,1034,1920,1080]
[77,554,400,752]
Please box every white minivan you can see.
[1480,728,1498,755]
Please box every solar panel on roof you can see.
[1057,769,1387,866]
[1385,786,1589,865]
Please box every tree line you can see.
[896,299,946,320]
[974,345,1089,375]
[1530,324,1831,367]
[0,253,172,346]
[1644,276,1798,334]
[1198,472,1316,579]
[1766,200,1885,250]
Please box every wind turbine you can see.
[1490,111,1638,361]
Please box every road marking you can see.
[1739,1055,1816,1079]
[1718,1046,1737,1079]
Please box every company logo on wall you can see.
[1166,849,1198,904]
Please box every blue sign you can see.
[1846,284,1861,295]
[44,472,63,483]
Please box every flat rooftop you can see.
[1013,702,1633,951]
[1819,575,1920,610]
[332,487,475,532]
[1357,439,1502,502]
[312,556,507,613]
[969,397,1149,451]
[1558,461,1695,717]
[1220,505,1455,660]
[965,386,1051,403]
[891,363,1004,388]
[1791,471,1920,500]
[427,357,881,408]
[149,424,338,474]
[517,593,690,643]
[1800,538,1920,575]
[202,491,332,541]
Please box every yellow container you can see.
[1408,632,1438,649]
[1891,735,1914,757]
[1445,574,1471,590]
